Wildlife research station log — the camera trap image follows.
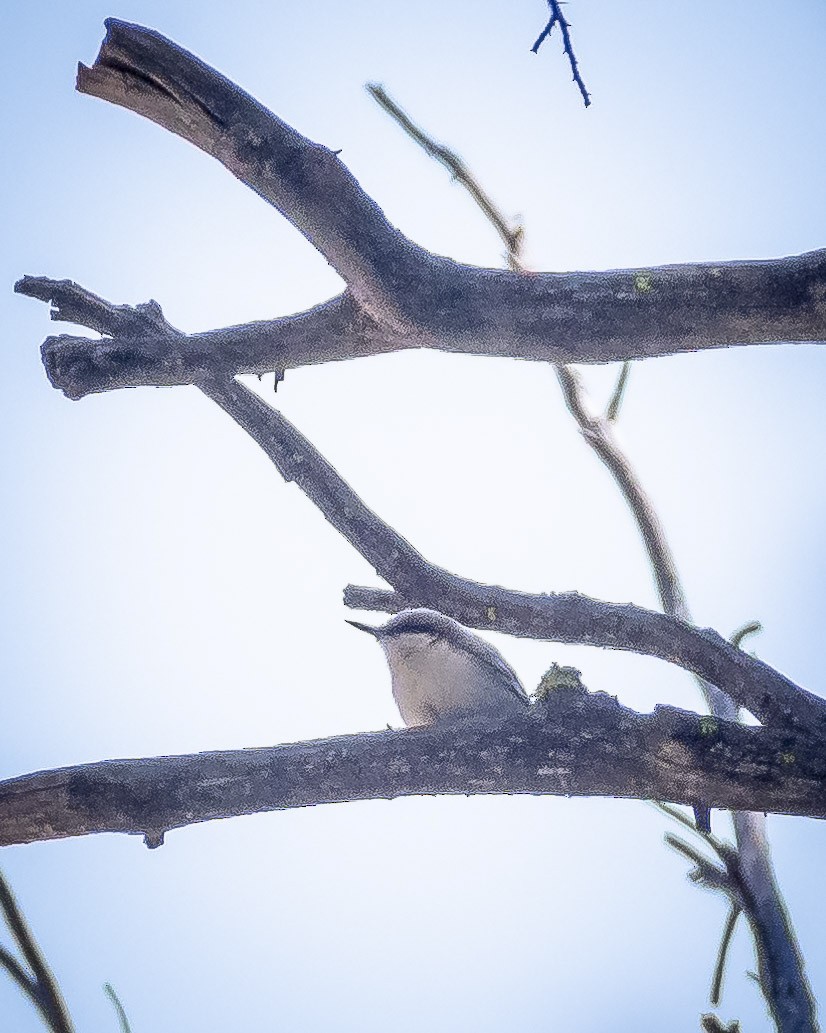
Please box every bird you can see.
[346,607,529,726]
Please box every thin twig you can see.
[711,906,742,1006]
[652,802,735,870]
[701,1014,741,1033]
[366,84,525,266]
[0,871,75,1033]
[531,1,591,107]
[605,361,631,421]
[731,621,762,651]
[103,983,133,1033]
[0,944,42,1012]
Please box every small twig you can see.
[730,621,762,652]
[0,870,75,1033]
[367,84,525,264]
[701,1015,741,1033]
[711,906,742,1006]
[652,802,735,865]
[0,944,43,1013]
[653,800,699,835]
[531,1,591,107]
[660,805,754,1011]
[663,834,732,891]
[605,361,632,421]
[530,8,559,55]
[103,983,133,1033]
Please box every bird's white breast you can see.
[381,633,524,726]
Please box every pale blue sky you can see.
[2,2,825,1031]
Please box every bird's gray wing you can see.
[467,638,528,701]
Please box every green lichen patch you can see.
[633,272,654,294]
[535,663,586,701]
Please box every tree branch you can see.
[1,694,823,848]
[531,0,591,108]
[178,372,826,744]
[76,19,430,329]
[17,278,404,400]
[0,871,75,1033]
[18,247,826,399]
[15,273,826,744]
[16,21,826,399]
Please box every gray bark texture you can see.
[0,692,824,849]
[17,18,826,401]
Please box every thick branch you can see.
[76,19,429,328]
[0,695,823,848]
[17,279,404,400]
[17,21,826,398]
[18,245,826,399]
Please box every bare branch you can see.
[20,247,826,399]
[663,834,733,895]
[197,375,826,741]
[0,696,824,848]
[531,1,591,108]
[17,277,401,400]
[552,364,691,618]
[731,809,815,1031]
[16,24,826,399]
[604,361,631,422]
[711,906,742,1007]
[0,945,42,1017]
[366,84,525,263]
[0,871,75,1033]
[76,19,430,329]
[103,983,133,1033]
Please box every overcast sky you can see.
[2,2,825,1031]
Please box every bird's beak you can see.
[345,619,381,637]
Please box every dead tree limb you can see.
[14,20,826,402]
[0,695,824,848]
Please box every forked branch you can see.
[17,276,826,746]
[15,20,826,402]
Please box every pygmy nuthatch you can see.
[347,608,529,726]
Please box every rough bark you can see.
[14,19,826,402]
[1,693,823,848]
